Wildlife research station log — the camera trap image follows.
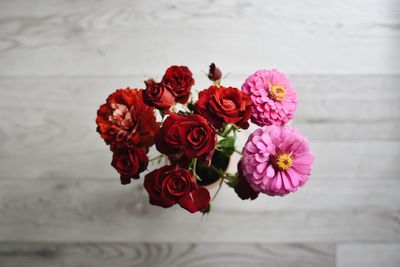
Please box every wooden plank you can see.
[337,243,400,267]
[0,181,399,242]
[0,139,398,180]
[0,0,399,75]
[0,75,398,137]
[1,179,400,213]
[0,242,335,267]
[215,176,400,212]
[0,75,398,132]
[0,76,398,179]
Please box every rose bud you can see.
[143,165,211,213]
[162,65,195,104]
[195,85,252,130]
[207,63,222,82]
[111,146,149,185]
[142,79,175,110]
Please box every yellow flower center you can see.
[275,153,292,170]
[270,85,286,101]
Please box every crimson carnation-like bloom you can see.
[242,69,297,126]
[162,66,194,104]
[242,125,313,196]
[96,88,159,151]
[111,146,148,185]
[155,113,217,165]
[144,165,211,213]
[195,85,252,130]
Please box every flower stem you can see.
[149,155,163,162]
[211,178,224,202]
[192,158,202,181]
[234,148,242,155]
[213,80,221,87]
[193,158,197,173]
[208,164,225,177]
[221,124,234,138]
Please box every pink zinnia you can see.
[242,125,313,196]
[242,69,297,126]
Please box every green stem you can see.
[211,178,224,202]
[149,155,163,162]
[208,164,225,177]
[192,158,202,181]
[221,124,234,138]
[234,148,242,155]
[193,158,197,173]
[213,80,221,87]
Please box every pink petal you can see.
[253,171,264,181]
[275,174,282,190]
[256,142,267,151]
[253,176,264,184]
[255,152,269,162]
[291,164,310,175]
[246,142,258,153]
[266,165,275,178]
[281,171,292,191]
[293,154,314,165]
[286,169,299,187]
[261,132,271,145]
[252,135,262,144]
[256,162,267,173]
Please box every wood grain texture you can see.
[0,0,399,265]
[0,181,399,242]
[336,243,400,267]
[0,0,399,75]
[0,242,334,267]
[0,75,399,179]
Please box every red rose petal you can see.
[178,187,211,213]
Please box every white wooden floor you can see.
[0,1,399,266]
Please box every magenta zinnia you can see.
[242,125,313,196]
[241,69,297,126]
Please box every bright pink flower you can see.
[242,125,313,196]
[242,69,297,126]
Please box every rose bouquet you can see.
[96,64,313,213]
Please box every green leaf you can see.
[218,136,235,149]
[225,173,239,188]
[217,136,236,157]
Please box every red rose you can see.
[207,63,222,81]
[142,79,175,110]
[111,146,148,185]
[195,85,252,130]
[144,165,211,213]
[155,113,217,164]
[162,66,194,104]
[96,88,159,151]
[234,161,259,200]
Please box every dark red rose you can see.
[96,88,159,151]
[143,165,211,213]
[142,79,175,110]
[162,66,194,104]
[234,161,259,200]
[195,85,252,130]
[179,187,211,213]
[208,63,222,81]
[111,146,148,185]
[155,113,217,165]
